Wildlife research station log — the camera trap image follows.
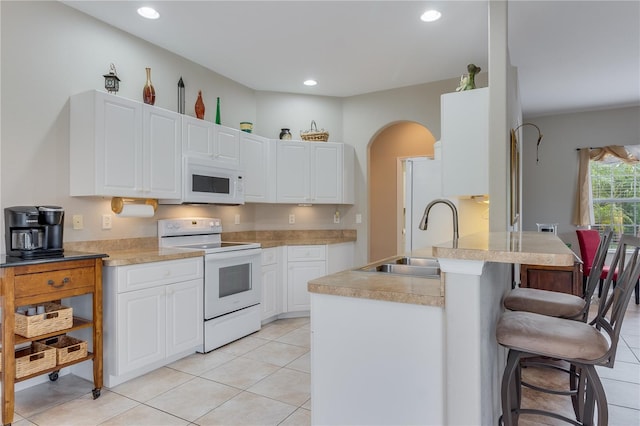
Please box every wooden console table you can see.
[0,255,105,425]
[520,255,583,296]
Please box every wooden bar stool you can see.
[496,234,640,426]
[504,229,613,322]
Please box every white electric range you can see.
[158,218,262,352]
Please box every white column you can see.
[439,258,511,425]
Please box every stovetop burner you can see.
[158,218,260,254]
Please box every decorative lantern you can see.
[103,63,120,94]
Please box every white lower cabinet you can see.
[261,243,356,316]
[261,247,282,321]
[103,257,203,388]
[286,245,327,312]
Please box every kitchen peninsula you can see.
[308,231,575,426]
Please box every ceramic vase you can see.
[142,67,156,105]
[195,91,205,119]
[280,128,292,140]
[215,97,221,125]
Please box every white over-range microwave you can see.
[161,157,245,205]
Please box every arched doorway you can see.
[368,122,436,262]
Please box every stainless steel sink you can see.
[357,256,441,278]
[392,257,440,268]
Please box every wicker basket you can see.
[39,335,88,365]
[15,303,73,338]
[0,342,56,378]
[300,120,329,142]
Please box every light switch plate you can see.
[234,214,240,225]
[356,213,362,224]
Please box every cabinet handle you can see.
[47,277,70,288]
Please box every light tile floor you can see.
[10,303,640,425]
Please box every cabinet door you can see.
[240,134,276,203]
[143,106,182,198]
[213,125,240,168]
[97,93,143,197]
[261,263,279,320]
[116,286,165,375]
[441,88,489,196]
[182,115,214,158]
[287,260,326,312]
[166,279,203,356]
[277,142,310,203]
[311,143,342,203]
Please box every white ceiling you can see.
[62,1,639,118]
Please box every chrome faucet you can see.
[419,198,459,241]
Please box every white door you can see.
[287,260,326,312]
[166,279,203,356]
[144,106,181,198]
[117,287,165,375]
[311,143,342,203]
[98,93,143,196]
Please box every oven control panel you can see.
[158,218,222,237]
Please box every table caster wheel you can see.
[48,371,59,381]
[92,388,101,399]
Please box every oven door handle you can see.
[205,248,262,260]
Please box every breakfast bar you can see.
[308,231,575,425]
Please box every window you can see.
[591,159,640,237]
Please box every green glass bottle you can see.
[215,97,221,125]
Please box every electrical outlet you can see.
[356,213,362,224]
[234,214,240,225]
[72,215,83,230]
[289,214,296,224]
[333,211,340,224]
[102,214,112,230]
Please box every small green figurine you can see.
[455,64,481,91]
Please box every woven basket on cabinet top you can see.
[300,120,329,142]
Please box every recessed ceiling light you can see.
[137,7,160,20]
[304,79,318,87]
[420,9,441,22]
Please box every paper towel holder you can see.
[111,197,158,215]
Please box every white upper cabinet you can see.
[182,116,240,169]
[441,87,489,197]
[276,141,354,204]
[143,106,182,198]
[240,132,276,203]
[70,90,181,199]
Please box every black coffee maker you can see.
[4,206,65,259]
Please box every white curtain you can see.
[573,145,639,226]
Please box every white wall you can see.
[255,92,343,141]
[0,1,259,242]
[521,106,640,252]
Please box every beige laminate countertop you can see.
[426,231,575,266]
[223,229,356,249]
[309,268,444,307]
[308,231,575,307]
[65,230,356,267]
[65,238,204,267]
